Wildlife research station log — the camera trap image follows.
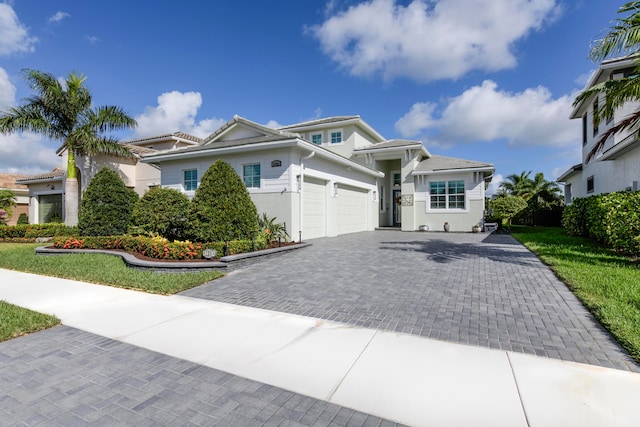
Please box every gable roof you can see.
[556,163,583,182]
[278,115,386,142]
[413,155,494,175]
[16,167,65,184]
[278,116,360,130]
[202,116,298,144]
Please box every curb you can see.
[35,242,312,272]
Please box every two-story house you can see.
[143,115,494,239]
[558,56,640,202]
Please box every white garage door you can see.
[337,184,368,235]
[303,176,327,239]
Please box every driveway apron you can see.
[182,231,639,372]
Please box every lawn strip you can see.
[0,243,224,295]
[0,300,60,342]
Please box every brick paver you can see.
[182,231,639,372]
[0,326,403,426]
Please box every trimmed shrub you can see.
[16,213,29,225]
[78,168,139,236]
[0,224,78,238]
[489,196,528,229]
[562,191,640,256]
[131,187,190,240]
[188,160,259,242]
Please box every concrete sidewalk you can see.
[1,268,639,426]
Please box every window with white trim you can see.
[587,176,594,193]
[183,169,198,191]
[311,133,322,145]
[429,180,465,209]
[330,130,342,144]
[243,163,261,188]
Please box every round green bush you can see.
[131,187,190,240]
[78,168,139,236]
[188,160,259,242]
[16,213,29,225]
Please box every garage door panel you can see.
[337,184,368,235]
[303,177,326,239]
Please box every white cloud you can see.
[0,67,16,106]
[0,68,58,174]
[486,173,504,197]
[48,11,70,24]
[311,0,559,82]
[134,91,226,139]
[265,120,282,128]
[395,80,580,148]
[86,35,100,44]
[0,3,37,56]
[0,132,60,174]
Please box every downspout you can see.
[298,151,315,242]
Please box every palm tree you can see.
[530,172,562,208]
[499,171,534,200]
[0,69,136,225]
[573,1,640,162]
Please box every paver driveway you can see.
[183,231,639,372]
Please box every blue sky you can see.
[0,0,623,193]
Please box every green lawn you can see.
[511,226,640,363]
[0,243,224,295]
[0,300,60,342]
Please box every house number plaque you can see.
[401,194,413,206]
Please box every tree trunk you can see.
[64,151,79,226]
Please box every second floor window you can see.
[311,133,322,145]
[593,98,599,136]
[330,131,342,144]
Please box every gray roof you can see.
[203,116,298,144]
[16,167,65,183]
[144,134,296,158]
[415,155,493,172]
[353,139,423,151]
[124,132,203,145]
[278,116,360,130]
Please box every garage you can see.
[302,176,327,239]
[336,184,368,235]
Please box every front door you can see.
[392,189,401,227]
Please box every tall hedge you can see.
[131,187,190,240]
[188,160,259,242]
[562,191,640,256]
[78,168,139,236]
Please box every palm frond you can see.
[585,109,640,163]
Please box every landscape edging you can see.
[35,242,312,272]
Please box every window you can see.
[330,130,342,144]
[582,115,587,146]
[565,183,572,204]
[448,181,465,209]
[311,133,322,145]
[429,181,447,209]
[393,173,401,187]
[429,180,465,209]
[587,176,594,193]
[593,98,599,136]
[243,163,261,188]
[184,169,198,191]
[380,185,385,212]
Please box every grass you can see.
[0,243,224,295]
[511,225,640,363]
[0,300,60,342]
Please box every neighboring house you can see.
[143,115,494,239]
[0,173,29,225]
[558,56,640,203]
[17,132,202,224]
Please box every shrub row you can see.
[52,234,269,261]
[0,224,79,238]
[562,191,640,256]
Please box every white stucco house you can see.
[142,115,494,239]
[558,56,640,203]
